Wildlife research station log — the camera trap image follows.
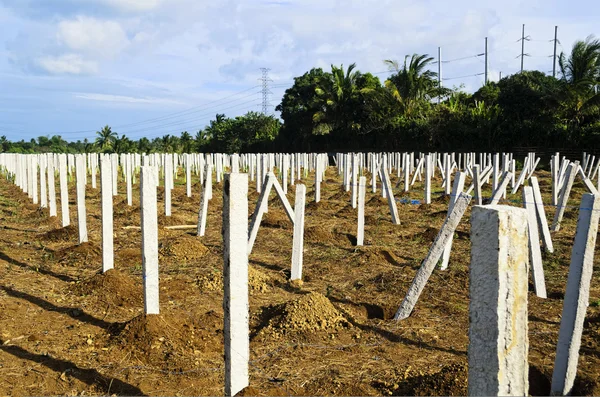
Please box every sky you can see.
[0,0,598,142]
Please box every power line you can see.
[260,68,272,115]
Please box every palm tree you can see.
[180,131,192,153]
[384,54,450,116]
[95,125,117,152]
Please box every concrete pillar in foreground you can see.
[101,155,114,273]
[395,193,471,320]
[469,205,529,396]
[75,154,88,243]
[223,173,249,396]
[523,186,546,298]
[357,176,366,246]
[141,166,159,315]
[290,184,306,280]
[551,193,600,396]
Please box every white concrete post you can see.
[223,173,249,397]
[126,154,133,206]
[424,154,431,204]
[314,159,321,203]
[351,154,358,208]
[551,193,600,396]
[445,154,452,195]
[440,171,466,270]
[290,184,306,280]
[185,154,192,197]
[357,176,366,246]
[59,154,70,227]
[31,155,38,204]
[523,186,547,298]
[380,165,400,225]
[473,164,482,205]
[101,155,114,272]
[530,177,554,253]
[395,193,472,320]
[552,162,578,232]
[47,155,57,217]
[111,154,118,196]
[75,155,88,243]
[468,205,529,397]
[489,171,513,205]
[91,153,97,189]
[39,155,47,208]
[164,153,171,216]
[141,166,159,315]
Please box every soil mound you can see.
[196,266,271,293]
[262,210,291,229]
[115,311,222,368]
[55,242,101,264]
[375,363,468,396]
[73,269,142,307]
[304,225,334,243]
[368,195,388,205]
[336,205,355,217]
[329,188,349,201]
[40,225,78,242]
[257,292,349,340]
[157,213,191,227]
[159,234,209,261]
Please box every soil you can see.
[0,167,598,396]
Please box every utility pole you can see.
[484,37,488,84]
[499,71,502,80]
[521,24,525,73]
[552,26,558,78]
[438,47,442,104]
[259,68,272,115]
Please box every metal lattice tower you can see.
[260,68,272,115]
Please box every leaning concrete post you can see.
[47,156,57,217]
[395,193,471,320]
[59,154,70,227]
[523,186,547,298]
[551,193,600,396]
[552,162,578,232]
[101,155,114,273]
[357,176,366,246]
[223,173,250,396]
[489,171,513,205]
[141,166,159,315]
[440,171,466,270]
[75,155,88,243]
[380,165,400,225]
[290,184,306,280]
[530,177,554,253]
[196,173,210,237]
[469,205,529,396]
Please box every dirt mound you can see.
[329,188,349,201]
[39,225,78,242]
[115,311,222,368]
[73,269,142,307]
[304,225,334,242]
[368,195,388,205]
[262,210,291,229]
[375,363,468,396]
[336,205,355,217]
[196,266,271,293]
[159,234,209,261]
[55,242,101,264]
[421,227,439,242]
[257,292,349,340]
[157,213,192,227]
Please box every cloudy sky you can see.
[0,0,598,141]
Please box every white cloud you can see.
[36,54,98,75]
[99,0,163,12]
[57,16,129,58]
[74,92,185,106]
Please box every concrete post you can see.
[380,165,400,225]
[523,186,547,298]
[314,159,321,203]
[424,154,431,204]
[101,155,114,272]
[530,177,553,253]
[111,153,118,196]
[469,205,529,396]
[59,154,70,227]
[39,155,47,208]
[440,172,466,270]
[164,153,172,216]
[352,154,358,208]
[47,155,57,217]
[552,162,578,232]
[186,154,192,197]
[489,171,513,205]
[31,155,38,204]
[357,176,366,246]
[290,184,306,280]
[551,194,600,396]
[141,166,159,315]
[75,154,88,243]
[126,154,133,206]
[395,193,472,320]
[223,173,250,397]
[473,165,482,205]
[197,172,210,237]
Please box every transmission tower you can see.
[259,68,272,115]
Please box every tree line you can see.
[3,35,600,154]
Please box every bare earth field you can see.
[0,168,598,396]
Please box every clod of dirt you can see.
[73,269,142,307]
[39,225,78,242]
[159,234,209,261]
[375,363,468,396]
[304,225,334,242]
[55,242,101,264]
[196,266,271,293]
[257,292,349,340]
[421,227,439,242]
[115,311,222,369]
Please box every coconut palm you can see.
[95,125,117,152]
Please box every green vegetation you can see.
[3,36,600,154]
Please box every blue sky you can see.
[0,0,598,142]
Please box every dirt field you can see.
[0,167,598,396]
